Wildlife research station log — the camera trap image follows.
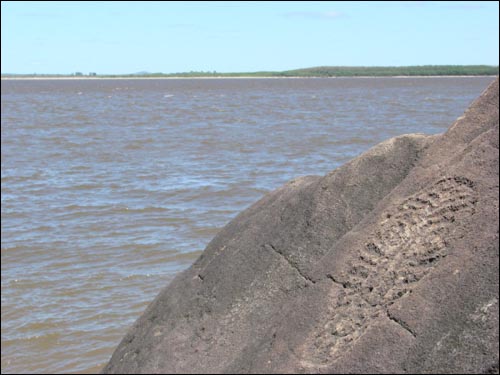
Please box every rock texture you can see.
[103,78,499,374]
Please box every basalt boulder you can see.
[103,78,499,374]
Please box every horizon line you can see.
[2,64,499,77]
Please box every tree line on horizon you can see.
[2,65,498,78]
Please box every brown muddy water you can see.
[1,77,495,373]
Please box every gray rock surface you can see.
[103,78,499,374]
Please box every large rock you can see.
[103,78,499,374]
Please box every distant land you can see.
[2,65,499,78]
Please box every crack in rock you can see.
[264,243,316,284]
[387,309,416,338]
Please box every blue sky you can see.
[1,1,498,74]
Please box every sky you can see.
[1,1,498,74]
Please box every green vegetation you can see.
[280,65,499,77]
[2,65,498,78]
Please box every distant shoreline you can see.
[2,75,498,80]
[2,65,498,80]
